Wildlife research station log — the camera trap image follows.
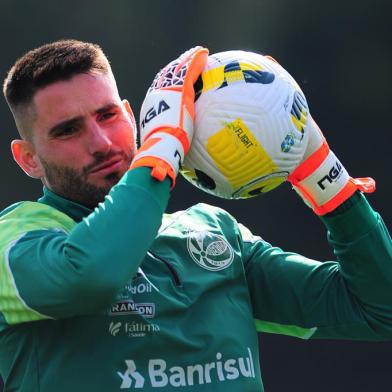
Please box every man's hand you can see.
[130,46,209,187]
[288,115,375,215]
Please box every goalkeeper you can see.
[0,40,391,392]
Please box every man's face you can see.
[29,72,136,208]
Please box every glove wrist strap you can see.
[130,131,184,188]
[288,141,375,215]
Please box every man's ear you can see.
[11,139,44,179]
[122,99,136,128]
[122,99,138,145]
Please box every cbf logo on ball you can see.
[187,231,234,271]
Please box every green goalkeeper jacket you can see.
[0,167,392,391]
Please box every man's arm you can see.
[243,192,392,340]
[4,168,170,320]
[240,57,391,340]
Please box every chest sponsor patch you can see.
[187,231,234,271]
[117,347,256,388]
[110,301,155,318]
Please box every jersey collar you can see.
[38,187,92,223]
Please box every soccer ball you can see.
[180,50,310,199]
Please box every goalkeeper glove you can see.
[130,46,209,187]
[287,115,375,215]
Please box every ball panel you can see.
[232,173,286,198]
[206,118,277,189]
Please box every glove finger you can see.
[150,46,208,92]
[182,47,209,120]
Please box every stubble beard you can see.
[39,153,132,209]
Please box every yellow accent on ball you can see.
[206,118,285,197]
[291,108,307,133]
[201,66,225,92]
[201,61,265,93]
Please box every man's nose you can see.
[87,122,112,155]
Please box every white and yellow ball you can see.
[181,50,309,199]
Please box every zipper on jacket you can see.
[147,250,182,286]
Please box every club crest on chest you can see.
[186,231,234,271]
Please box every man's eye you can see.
[59,127,77,136]
[100,112,116,121]
[53,126,79,138]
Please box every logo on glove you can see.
[141,100,170,129]
[317,161,343,190]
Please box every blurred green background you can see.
[0,0,391,390]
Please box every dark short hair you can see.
[3,39,111,117]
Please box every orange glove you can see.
[288,115,375,215]
[130,46,209,187]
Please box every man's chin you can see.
[89,170,123,190]
[50,176,119,209]
[41,158,129,208]
[71,185,110,208]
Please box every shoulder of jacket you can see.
[0,201,76,239]
[160,203,237,234]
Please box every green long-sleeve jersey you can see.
[0,167,392,391]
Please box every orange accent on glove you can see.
[131,156,176,184]
[129,136,178,186]
[288,141,376,215]
[141,127,191,155]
